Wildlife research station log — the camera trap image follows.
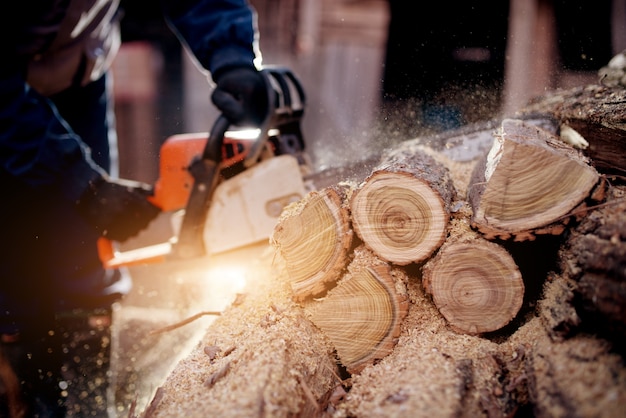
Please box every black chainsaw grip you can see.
[172,115,230,259]
[203,115,230,162]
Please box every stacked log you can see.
[270,186,353,300]
[271,117,602,359]
[143,84,626,418]
[421,220,525,335]
[305,246,409,374]
[272,146,461,371]
[350,150,455,266]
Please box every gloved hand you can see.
[211,66,269,126]
[76,176,161,242]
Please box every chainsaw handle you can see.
[243,67,306,168]
[242,70,274,168]
[203,115,230,162]
[171,114,231,259]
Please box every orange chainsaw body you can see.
[97,129,295,269]
[150,131,263,211]
[99,66,307,268]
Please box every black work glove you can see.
[211,66,269,126]
[76,176,161,242]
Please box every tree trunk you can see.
[350,148,456,265]
[468,118,602,241]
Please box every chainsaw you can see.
[98,66,309,269]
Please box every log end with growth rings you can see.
[470,119,600,240]
[271,188,353,300]
[351,171,449,265]
[307,262,409,374]
[422,240,524,335]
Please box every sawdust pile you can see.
[142,211,626,417]
[143,247,338,417]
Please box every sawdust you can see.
[145,246,339,417]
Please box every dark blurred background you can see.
[112,0,623,183]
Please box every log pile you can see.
[141,82,626,418]
[273,116,605,344]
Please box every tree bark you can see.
[468,118,601,241]
[350,148,456,265]
[558,184,626,340]
[518,84,626,177]
[525,331,626,418]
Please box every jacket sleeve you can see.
[161,0,260,80]
[0,66,105,202]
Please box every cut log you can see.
[518,84,626,176]
[350,149,456,265]
[271,186,353,300]
[422,203,525,335]
[422,233,524,335]
[305,246,409,374]
[468,118,601,241]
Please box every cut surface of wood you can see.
[307,260,409,374]
[470,119,600,240]
[351,152,454,265]
[271,187,353,300]
[422,239,524,335]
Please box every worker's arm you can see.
[0,66,104,202]
[0,66,159,241]
[161,0,269,126]
[161,0,259,76]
